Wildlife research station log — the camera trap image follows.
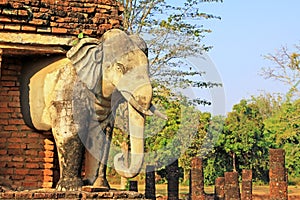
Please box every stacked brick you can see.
[224,171,240,200]
[214,177,225,200]
[269,148,288,200]
[0,0,123,38]
[0,57,58,190]
[190,157,205,200]
[242,169,252,200]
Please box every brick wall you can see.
[0,55,60,190]
[0,0,123,37]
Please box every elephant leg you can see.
[93,125,113,189]
[82,110,112,189]
[50,101,84,191]
[83,150,100,185]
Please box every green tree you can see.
[179,111,212,183]
[264,99,300,184]
[220,100,269,181]
[250,93,282,120]
[260,43,300,183]
[144,83,201,168]
[201,115,228,185]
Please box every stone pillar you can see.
[145,165,156,200]
[190,157,205,200]
[224,171,240,200]
[242,169,252,200]
[167,160,179,200]
[215,177,225,200]
[269,149,288,200]
[129,181,138,192]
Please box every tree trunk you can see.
[232,152,237,172]
[183,168,190,184]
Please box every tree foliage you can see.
[118,0,222,90]
[264,99,300,183]
[202,93,299,185]
[201,43,300,185]
[219,100,269,181]
[144,82,203,168]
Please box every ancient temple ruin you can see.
[0,0,123,190]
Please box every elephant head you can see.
[66,29,165,178]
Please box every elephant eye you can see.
[116,63,125,73]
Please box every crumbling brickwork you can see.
[0,56,59,190]
[269,148,288,200]
[0,0,123,37]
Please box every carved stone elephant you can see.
[21,29,165,191]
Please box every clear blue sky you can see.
[196,1,300,113]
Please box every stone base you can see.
[82,186,110,192]
[0,189,147,199]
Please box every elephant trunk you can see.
[114,103,145,178]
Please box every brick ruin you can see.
[0,0,123,190]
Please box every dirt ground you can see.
[111,184,300,197]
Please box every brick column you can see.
[224,171,240,200]
[145,165,156,200]
[190,157,205,200]
[167,160,179,200]
[242,169,252,200]
[129,181,138,192]
[215,177,225,200]
[269,149,288,200]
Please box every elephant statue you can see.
[20,29,166,191]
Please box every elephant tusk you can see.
[119,90,167,120]
[128,99,168,120]
[128,98,153,116]
[119,90,153,116]
[149,104,168,120]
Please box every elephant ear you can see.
[129,34,148,56]
[66,38,103,92]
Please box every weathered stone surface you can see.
[269,149,288,200]
[0,32,72,46]
[242,169,252,200]
[224,171,240,200]
[22,29,152,191]
[190,157,205,200]
[0,190,147,199]
[215,177,225,200]
[82,185,109,192]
